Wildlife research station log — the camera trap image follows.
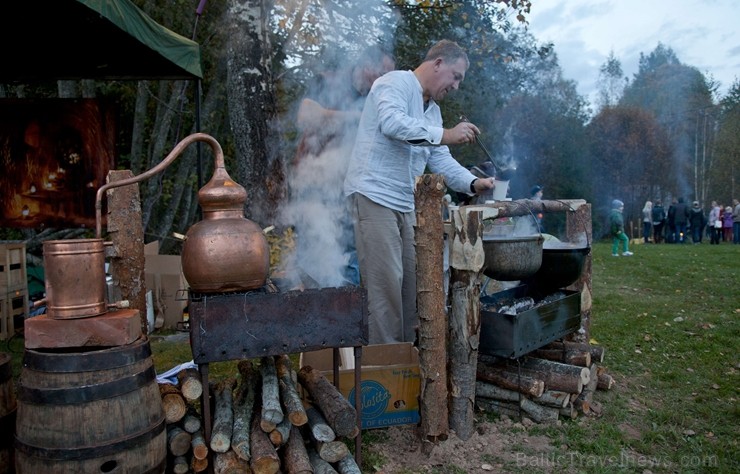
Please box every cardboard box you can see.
[300,343,421,429]
[144,241,188,330]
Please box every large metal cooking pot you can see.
[482,234,544,281]
[524,242,590,293]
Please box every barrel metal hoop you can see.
[19,366,156,404]
[14,415,165,461]
[22,338,151,373]
[143,456,167,474]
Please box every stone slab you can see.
[24,309,142,349]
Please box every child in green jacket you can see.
[610,199,633,256]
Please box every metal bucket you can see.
[43,239,107,319]
[14,338,166,473]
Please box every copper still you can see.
[40,133,267,318]
[179,141,270,292]
[94,133,269,294]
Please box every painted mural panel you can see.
[0,99,115,228]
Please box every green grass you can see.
[555,241,739,473]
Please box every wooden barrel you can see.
[0,352,16,474]
[15,338,166,473]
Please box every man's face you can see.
[427,57,467,101]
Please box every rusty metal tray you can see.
[479,285,580,359]
[188,286,368,364]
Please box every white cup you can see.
[491,180,509,201]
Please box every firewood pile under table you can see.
[160,285,368,473]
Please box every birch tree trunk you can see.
[225,0,285,227]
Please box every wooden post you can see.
[106,170,147,330]
[566,202,593,342]
[448,203,485,441]
[413,174,449,445]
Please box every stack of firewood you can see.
[475,341,616,423]
[158,367,209,473]
[158,355,362,474]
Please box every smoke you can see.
[278,145,354,288]
[274,1,398,289]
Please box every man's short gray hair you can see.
[423,40,469,69]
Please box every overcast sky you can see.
[523,0,740,106]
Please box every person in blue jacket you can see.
[609,199,633,256]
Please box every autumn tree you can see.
[491,30,590,201]
[620,43,716,204]
[586,105,673,227]
[711,79,740,202]
[596,51,626,111]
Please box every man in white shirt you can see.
[344,40,494,343]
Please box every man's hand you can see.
[442,121,481,145]
[472,177,495,194]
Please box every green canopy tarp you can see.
[2,0,202,82]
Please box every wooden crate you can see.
[0,241,27,293]
[2,288,28,340]
[0,292,8,340]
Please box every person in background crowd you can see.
[651,199,666,243]
[688,200,706,244]
[530,184,544,232]
[733,198,740,244]
[666,198,677,243]
[609,199,632,256]
[344,39,495,343]
[722,205,734,242]
[641,200,653,243]
[289,46,395,286]
[708,201,722,245]
[669,197,690,243]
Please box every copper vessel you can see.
[93,133,269,294]
[180,146,270,292]
[43,238,107,319]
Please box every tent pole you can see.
[195,78,203,190]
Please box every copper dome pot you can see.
[95,133,269,294]
[180,158,270,293]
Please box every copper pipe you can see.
[95,132,224,238]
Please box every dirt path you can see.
[366,416,568,473]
